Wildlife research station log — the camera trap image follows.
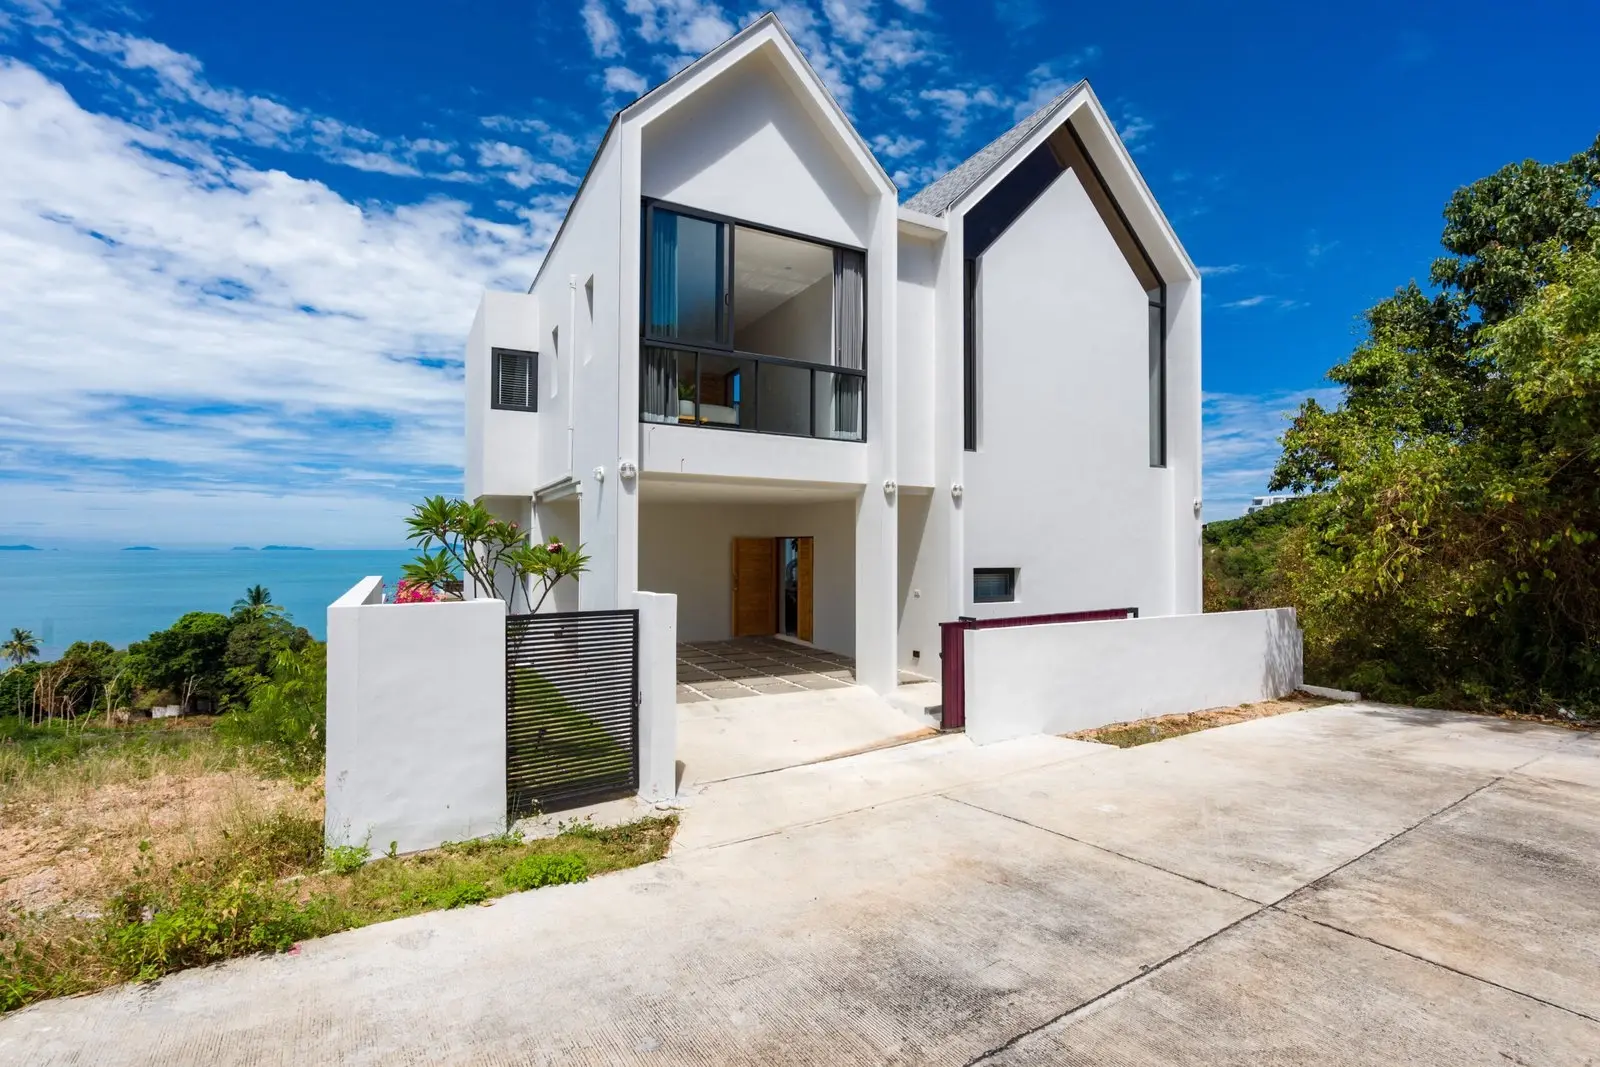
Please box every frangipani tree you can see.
[401,496,590,614]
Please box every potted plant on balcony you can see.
[678,377,696,422]
[399,496,590,613]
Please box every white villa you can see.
[463,12,1202,697]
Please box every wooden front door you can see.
[795,536,814,643]
[731,537,777,637]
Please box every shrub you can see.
[430,882,489,909]
[217,644,326,776]
[502,853,587,891]
[104,875,316,981]
[323,843,370,875]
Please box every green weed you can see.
[503,853,587,891]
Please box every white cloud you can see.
[603,65,650,95]
[581,0,624,58]
[1203,388,1341,520]
[0,59,559,545]
[871,132,923,159]
[1198,264,1243,276]
[622,0,735,57]
[1116,109,1153,151]
[474,141,580,188]
[1222,295,1270,308]
[919,85,1002,136]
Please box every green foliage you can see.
[502,853,587,891]
[105,875,320,982]
[1259,133,1600,715]
[323,843,371,875]
[0,661,44,720]
[440,829,525,855]
[2,628,40,669]
[429,881,489,909]
[402,495,590,612]
[216,643,327,776]
[126,612,235,710]
[1202,500,1312,613]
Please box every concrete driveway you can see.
[3,703,1597,1065]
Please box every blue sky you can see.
[0,0,1593,547]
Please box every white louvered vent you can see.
[492,349,537,411]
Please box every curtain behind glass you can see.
[648,211,678,338]
[641,346,676,423]
[647,209,726,346]
[831,248,865,439]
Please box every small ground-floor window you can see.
[973,568,1017,604]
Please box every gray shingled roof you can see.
[903,81,1085,216]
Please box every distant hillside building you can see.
[1246,494,1297,514]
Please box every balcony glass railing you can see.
[641,345,864,441]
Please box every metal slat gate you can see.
[506,609,639,817]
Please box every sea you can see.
[0,549,416,659]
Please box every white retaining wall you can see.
[325,577,508,854]
[963,608,1303,745]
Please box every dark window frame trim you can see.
[972,567,1018,604]
[640,197,869,443]
[490,347,539,412]
[640,341,868,444]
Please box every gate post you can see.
[633,591,678,801]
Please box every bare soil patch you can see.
[1067,695,1333,748]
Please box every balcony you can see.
[639,201,866,443]
[641,345,864,441]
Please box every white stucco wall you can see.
[633,590,678,801]
[465,291,542,500]
[963,608,1304,745]
[325,578,508,854]
[961,166,1173,620]
[896,489,944,677]
[640,50,874,248]
[637,498,857,654]
[895,235,938,490]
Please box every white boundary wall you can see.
[326,577,508,854]
[633,591,678,801]
[963,608,1303,745]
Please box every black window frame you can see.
[490,347,538,412]
[639,198,869,442]
[972,567,1017,604]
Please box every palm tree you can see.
[232,585,281,620]
[2,627,39,670]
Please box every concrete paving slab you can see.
[949,706,1499,901]
[977,908,1600,1066]
[674,732,1111,851]
[676,686,932,785]
[1283,774,1600,1019]
[1518,730,1600,788]
[0,794,1254,1067]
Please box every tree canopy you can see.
[1260,133,1600,712]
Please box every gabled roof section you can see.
[903,81,1086,216]
[619,11,893,194]
[529,12,889,292]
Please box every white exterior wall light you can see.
[951,483,964,500]
[618,461,638,481]
[592,465,606,482]
[883,479,897,498]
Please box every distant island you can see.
[122,546,159,551]
[230,546,256,551]
[261,545,314,551]
[0,544,40,551]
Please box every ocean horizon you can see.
[0,548,417,658]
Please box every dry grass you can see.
[1,716,677,1014]
[1067,695,1334,748]
[1,718,314,914]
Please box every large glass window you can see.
[642,203,866,441]
[646,209,728,346]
